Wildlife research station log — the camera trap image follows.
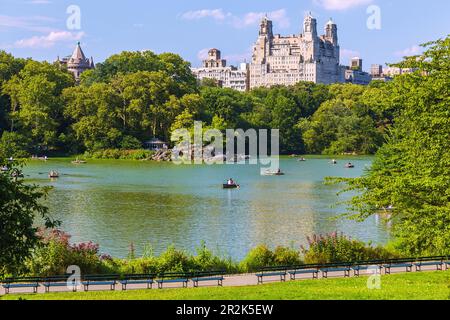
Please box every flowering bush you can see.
[22,230,399,277]
[301,232,398,264]
[26,229,105,276]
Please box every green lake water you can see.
[23,157,390,260]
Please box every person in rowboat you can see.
[346,162,355,168]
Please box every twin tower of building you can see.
[192,13,346,91]
[250,13,344,87]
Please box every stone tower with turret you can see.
[57,42,94,82]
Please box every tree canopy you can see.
[331,36,450,256]
[0,49,407,156]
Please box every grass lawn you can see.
[1,271,449,300]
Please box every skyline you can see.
[1,0,449,71]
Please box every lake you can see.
[23,157,390,260]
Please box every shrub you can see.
[301,232,398,264]
[110,257,159,275]
[25,229,104,276]
[83,149,153,160]
[240,245,275,272]
[156,245,194,273]
[273,246,303,266]
[109,242,240,275]
[120,136,143,150]
[21,230,401,277]
[191,242,240,273]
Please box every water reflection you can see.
[25,158,390,260]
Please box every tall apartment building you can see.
[249,13,345,89]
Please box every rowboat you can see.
[223,184,240,189]
[49,171,60,178]
[263,170,285,176]
[345,163,355,168]
[72,159,87,164]
[11,171,24,178]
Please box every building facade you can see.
[370,64,383,77]
[249,14,345,89]
[191,49,249,92]
[383,66,416,77]
[345,57,372,85]
[370,64,392,82]
[56,42,94,82]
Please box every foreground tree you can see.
[0,158,58,275]
[332,36,450,255]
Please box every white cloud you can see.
[223,46,253,65]
[395,45,422,57]
[181,9,231,21]
[223,52,251,64]
[197,48,210,61]
[341,49,361,61]
[0,14,56,33]
[12,31,85,49]
[26,0,52,4]
[181,8,290,29]
[233,9,290,29]
[314,0,373,11]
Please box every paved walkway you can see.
[0,265,446,296]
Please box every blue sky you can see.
[1,0,449,71]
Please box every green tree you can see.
[266,87,303,153]
[63,83,121,151]
[0,131,30,158]
[201,87,251,129]
[246,83,329,154]
[82,50,162,84]
[331,36,450,256]
[299,84,383,155]
[158,52,198,95]
[199,78,220,88]
[0,51,26,133]
[81,50,197,95]
[170,109,196,134]
[0,158,59,275]
[2,60,74,153]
